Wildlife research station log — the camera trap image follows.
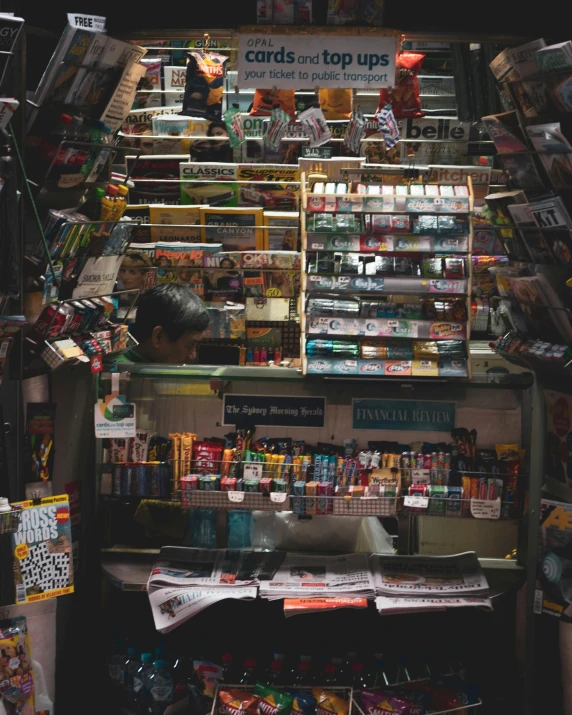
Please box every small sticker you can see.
[270,492,287,503]
[228,491,245,503]
[404,495,429,509]
[243,463,263,480]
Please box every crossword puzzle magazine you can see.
[11,495,74,604]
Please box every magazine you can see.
[259,553,375,600]
[482,112,528,154]
[536,500,572,620]
[372,551,489,596]
[528,196,572,265]
[507,203,556,264]
[11,495,74,605]
[127,155,188,205]
[283,597,369,617]
[498,153,548,195]
[527,123,572,190]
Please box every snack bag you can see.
[377,52,425,118]
[192,440,224,474]
[183,51,228,120]
[255,683,294,715]
[327,0,359,24]
[319,89,353,120]
[0,624,34,713]
[376,104,400,150]
[251,89,296,117]
[299,107,331,147]
[313,689,350,715]
[218,689,260,715]
[286,690,317,715]
[361,689,420,715]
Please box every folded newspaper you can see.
[371,551,491,614]
[259,553,375,600]
[147,547,284,632]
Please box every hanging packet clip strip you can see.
[344,106,366,154]
[264,106,291,151]
[299,106,332,147]
[223,105,245,147]
[376,103,400,150]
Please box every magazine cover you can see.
[537,499,572,619]
[180,162,238,207]
[545,390,572,489]
[200,207,264,251]
[507,203,556,264]
[499,153,548,195]
[149,205,202,242]
[121,106,182,153]
[264,211,299,251]
[12,495,74,604]
[528,197,572,265]
[127,155,187,205]
[482,112,528,154]
[527,123,572,190]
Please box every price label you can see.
[227,491,245,503]
[404,495,429,509]
[311,243,323,249]
[243,464,263,480]
[388,320,399,328]
[470,497,501,520]
[411,469,429,484]
[270,492,288,504]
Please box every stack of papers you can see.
[147,547,283,633]
[259,553,375,601]
[371,551,493,615]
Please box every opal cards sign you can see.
[237,33,397,89]
[352,399,455,432]
[223,394,326,427]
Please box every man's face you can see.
[153,329,206,364]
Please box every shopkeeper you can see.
[116,284,209,364]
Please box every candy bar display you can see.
[302,177,472,377]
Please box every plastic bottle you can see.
[146,659,173,713]
[172,655,193,703]
[0,498,11,513]
[100,184,119,221]
[323,663,339,687]
[133,652,153,707]
[81,186,106,221]
[238,658,257,686]
[294,661,314,687]
[190,509,217,548]
[111,184,129,220]
[222,653,238,683]
[108,641,125,688]
[350,663,369,690]
[394,655,411,685]
[227,511,252,548]
[373,656,390,689]
[266,659,285,686]
[273,347,282,365]
[120,647,140,693]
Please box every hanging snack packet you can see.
[286,691,317,715]
[299,107,332,147]
[326,0,359,24]
[219,689,260,715]
[224,104,246,147]
[264,107,291,152]
[313,690,349,715]
[182,51,228,120]
[251,89,296,117]
[319,89,353,120]
[378,52,425,118]
[344,106,366,154]
[0,624,34,713]
[255,683,294,715]
[361,690,418,715]
[376,104,400,150]
[192,440,224,474]
[360,0,385,24]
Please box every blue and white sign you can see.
[237,33,397,89]
[353,399,455,432]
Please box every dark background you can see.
[1,0,566,38]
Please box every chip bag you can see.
[377,52,425,119]
[255,683,294,715]
[319,89,353,120]
[361,690,420,715]
[251,89,296,117]
[218,689,260,715]
[0,623,34,713]
[183,51,228,120]
[313,689,350,715]
[286,690,317,715]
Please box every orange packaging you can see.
[250,89,296,117]
[377,52,425,118]
[181,432,196,479]
[319,89,353,120]
[218,689,259,715]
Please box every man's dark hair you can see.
[131,284,209,342]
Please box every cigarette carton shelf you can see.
[300,175,475,378]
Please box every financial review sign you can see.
[237,33,397,89]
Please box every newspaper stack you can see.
[371,551,493,615]
[259,553,376,601]
[147,547,284,633]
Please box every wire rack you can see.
[352,695,482,715]
[401,496,515,520]
[180,490,291,512]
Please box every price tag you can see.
[227,491,245,503]
[411,469,429,484]
[388,320,399,328]
[311,243,323,249]
[470,498,501,520]
[270,492,287,504]
[404,495,429,509]
[243,464,263,480]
